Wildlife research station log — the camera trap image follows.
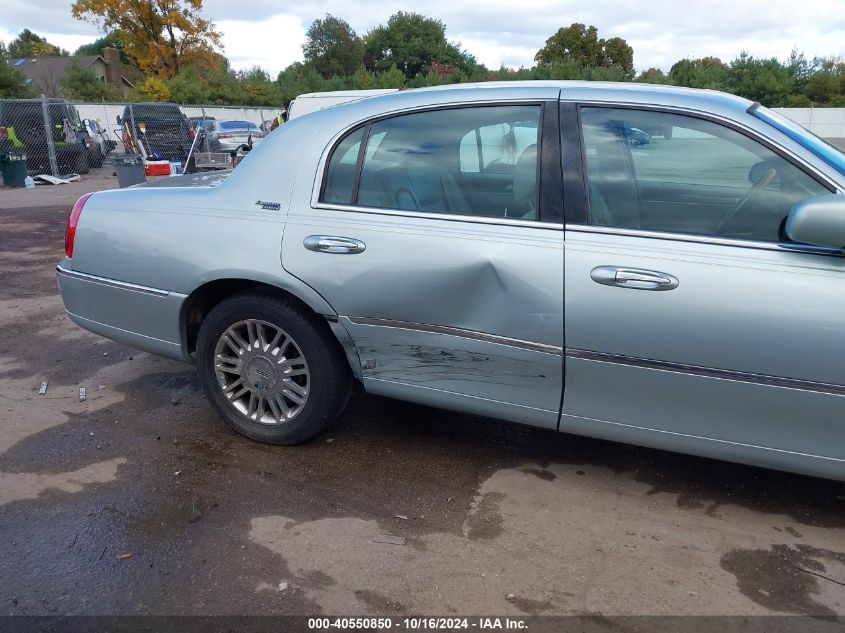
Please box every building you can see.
[9,47,135,97]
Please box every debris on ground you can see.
[373,535,405,545]
[395,515,408,520]
[171,397,181,405]
[506,593,516,601]
[325,438,335,443]
[79,387,86,401]
[37,381,48,395]
[33,174,80,185]
[116,553,132,560]
[278,581,288,592]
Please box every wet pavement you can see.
[1,188,844,617]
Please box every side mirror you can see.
[785,194,845,250]
[116,115,123,126]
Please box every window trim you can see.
[569,102,838,249]
[314,101,560,228]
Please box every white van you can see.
[287,89,399,120]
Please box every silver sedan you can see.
[57,81,845,480]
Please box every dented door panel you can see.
[282,208,563,427]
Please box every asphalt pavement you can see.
[0,177,843,618]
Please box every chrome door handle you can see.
[303,235,366,254]
[590,266,678,291]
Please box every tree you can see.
[805,59,845,105]
[75,32,128,63]
[667,57,729,90]
[71,0,223,78]
[61,61,120,100]
[132,75,171,101]
[364,12,474,80]
[0,42,33,97]
[725,52,799,106]
[8,29,68,57]
[304,14,364,79]
[535,24,634,79]
[637,67,670,84]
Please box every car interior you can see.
[581,107,830,242]
[323,106,541,221]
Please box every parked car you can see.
[118,102,193,161]
[209,120,264,155]
[0,98,89,174]
[189,115,217,132]
[81,118,116,168]
[57,82,845,480]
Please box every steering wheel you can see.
[715,167,777,234]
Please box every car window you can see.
[580,107,830,242]
[322,126,365,205]
[342,106,540,220]
[461,122,538,174]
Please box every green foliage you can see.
[535,23,634,79]
[61,60,121,100]
[304,14,364,78]
[30,12,842,111]
[726,52,802,106]
[8,29,69,57]
[636,67,670,84]
[167,66,208,104]
[74,32,129,63]
[0,42,34,98]
[364,12,474,80]
[668,57,728,89]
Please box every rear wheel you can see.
[72,146,89,174]
[196,293,351,444]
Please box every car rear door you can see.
[282,98,565,428]
[560,103,845,478]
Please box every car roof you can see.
[299,81,755,129]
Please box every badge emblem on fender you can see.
[255,200,281,211]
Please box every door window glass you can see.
[322,126,364,205]
[580,107,830,241]
[353,106,541,220]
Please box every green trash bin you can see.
[0,154,28,188]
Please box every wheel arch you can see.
[180,275,331,355]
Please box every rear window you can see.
[219,121,260,131]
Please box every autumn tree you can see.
[71,0,223,78]
[304,14,364,79]
[8,29,68,57]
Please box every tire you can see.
[196,292,352,445]
[72,146,90,174]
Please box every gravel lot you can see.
[1,175,844,619]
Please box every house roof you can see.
[9,55,135,91]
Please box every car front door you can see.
[282,101,564,428]
[561,104,845,478]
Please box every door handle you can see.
[590,266,679,291]
[303,235,366,254]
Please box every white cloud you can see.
[216,14,306,74]
[2,0,844,77]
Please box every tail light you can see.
[217,132,234,139]
[188,127,196,140]
[65,193,93,258]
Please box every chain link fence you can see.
[0,95,280,179]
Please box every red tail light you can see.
[188,127,196,140]
[65,193,93,258]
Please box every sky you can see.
[2,0,844,77]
